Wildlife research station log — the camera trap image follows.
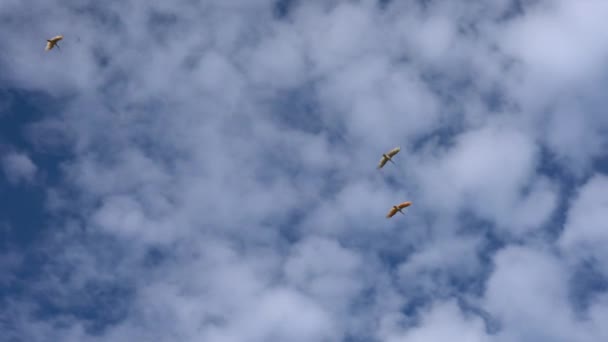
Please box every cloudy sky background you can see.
[1,0,608,341]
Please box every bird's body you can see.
[45,35,63,51]
[386,201,412,218]
[377,147,400,169]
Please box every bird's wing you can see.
[51,35,63,42]
[45,41,53,50]
[397,201,412,210]
[377,157,388,169]
[386,207,398,218]
[386,147,401,157]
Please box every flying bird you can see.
[377,146,400,169]
[45,35,63,51]
[386,201,412,218]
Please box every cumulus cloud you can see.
[1,0,608,341]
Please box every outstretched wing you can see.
[377,156,388,169]
[386,207,398,218]
[397,201,412,210]
[45,41,53,50]
[386,147,400,158]
[50,35,63,42]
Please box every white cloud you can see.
[501,1,608,86]
[483,246,573,341]
[482,245,608,342]
[398,234,483,292]
[284,236,364,314]
[2,151,37,185]
[413,121,557,235]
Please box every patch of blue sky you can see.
[0,89,69,246]
[569,258,608,317]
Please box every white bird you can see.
[377,146,400,169]
[45,35,63,51]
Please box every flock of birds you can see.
[377,147,412,219]
[44,34,412,220]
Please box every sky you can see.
[1,0,608,341]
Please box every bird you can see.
[377,146,400,169]
[45,35,63,51]
[386,201,412,218]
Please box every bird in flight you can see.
[386,201,412,218]
[45,35,63,51]
[377,146,400,169]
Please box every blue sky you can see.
[2,0,608,341]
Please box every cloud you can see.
[559,174,608,272]
[482,245,608,342]
[2,151,37,185]
[483,245,572,341]
[412,121,558,236]
[398,233,483,294]
[498,0,608,177]
[381,300,490,342]
[501,1,608,86]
